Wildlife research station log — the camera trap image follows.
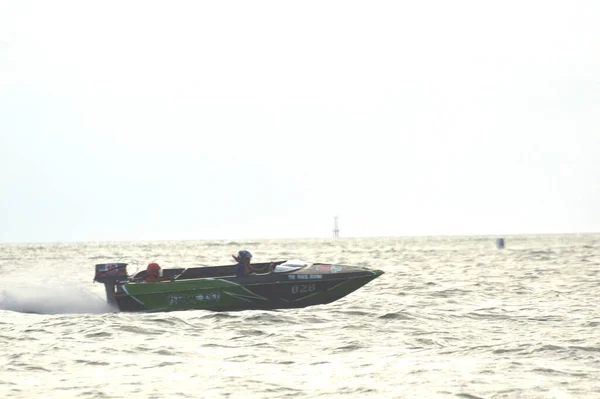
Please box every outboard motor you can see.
[94,263,128,307]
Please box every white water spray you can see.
[0,275,117,315]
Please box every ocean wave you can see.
[1,234,599,398]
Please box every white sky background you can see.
[0,0,599,242]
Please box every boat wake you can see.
[0,277,116,315]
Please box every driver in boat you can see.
[144,263,174,283]
[232,250,274,276]
[233,250,253,277]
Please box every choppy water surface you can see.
[1,235,599,398]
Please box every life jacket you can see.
[144,275,160,283]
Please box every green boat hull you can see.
[119,272,381,312]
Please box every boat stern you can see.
[94,263,128,307]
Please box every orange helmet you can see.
[147,263,161,277]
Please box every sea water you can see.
[1,235,599,398]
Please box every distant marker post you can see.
[333,216,340,238]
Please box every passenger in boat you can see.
[232,250,253,277]
[144,263,173,283]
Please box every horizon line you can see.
[1,231,599,245]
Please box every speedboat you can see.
[94,260,384,312]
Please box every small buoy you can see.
[496,238,505,249]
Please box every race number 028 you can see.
[291,284,316,294]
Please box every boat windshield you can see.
[273,259,312,273]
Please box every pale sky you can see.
[1,0,599,242]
